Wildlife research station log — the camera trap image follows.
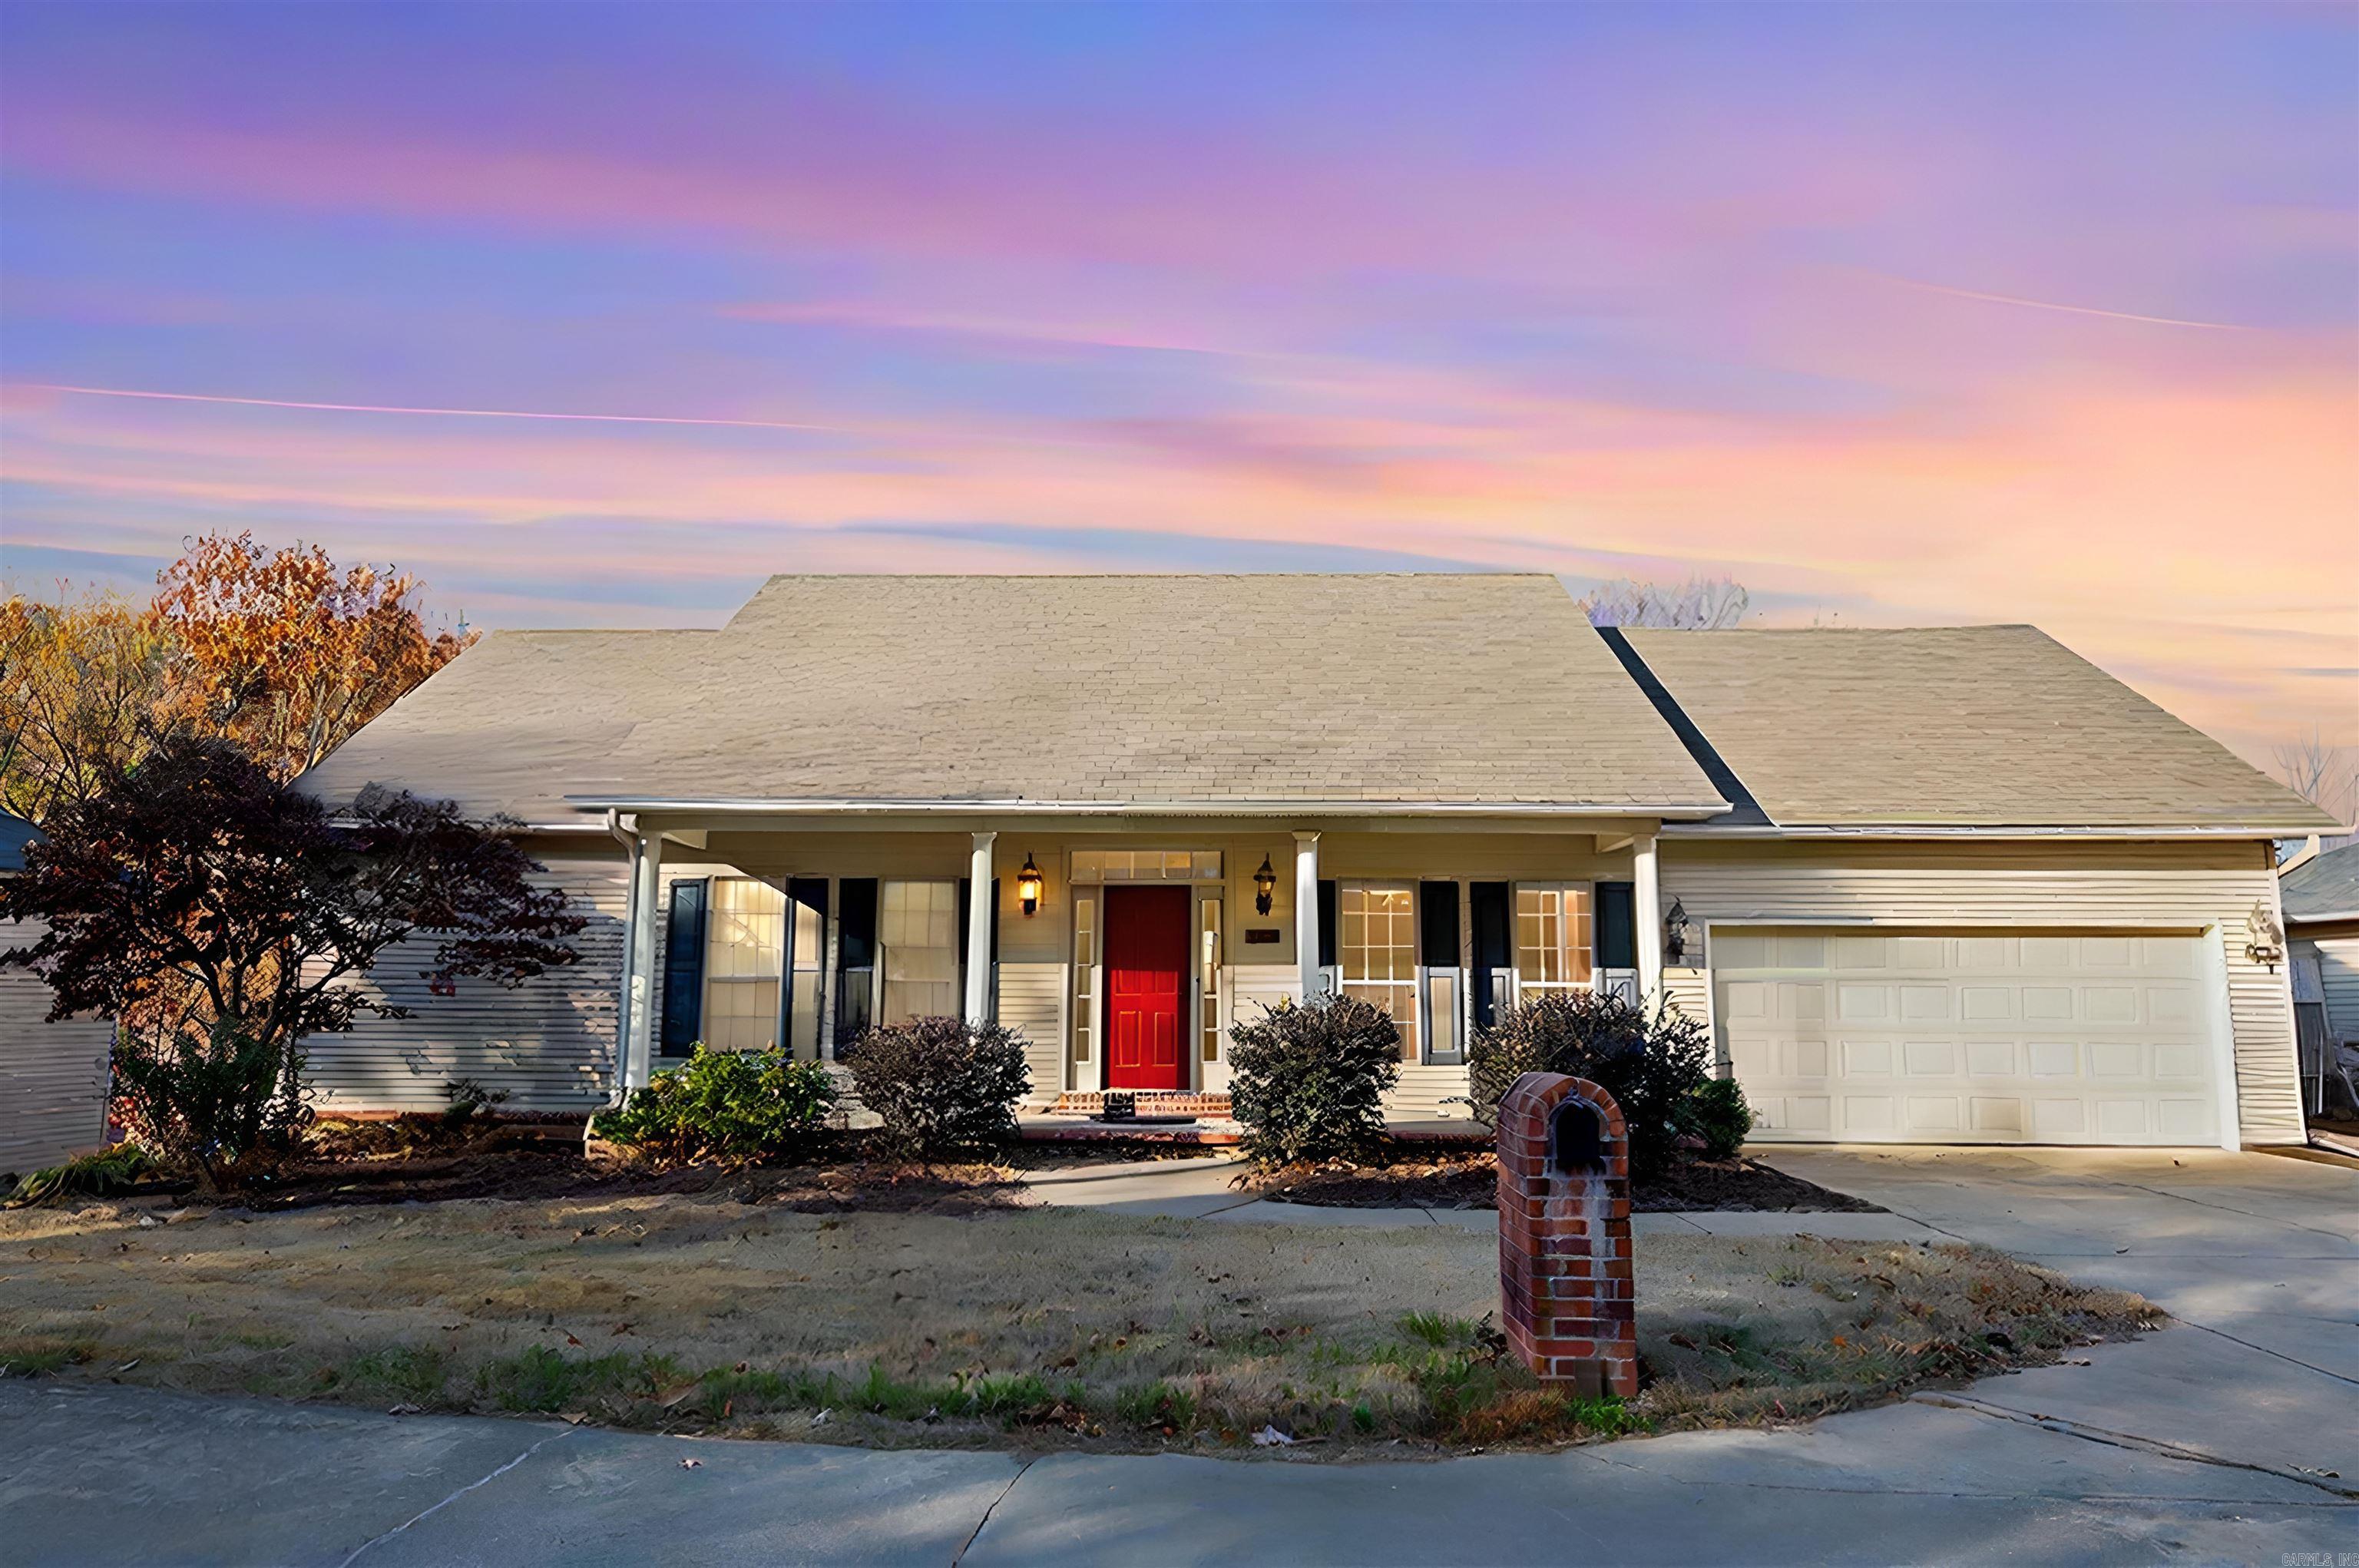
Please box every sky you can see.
[1,2,2354,769]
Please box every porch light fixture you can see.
[2244,898,2284,971]
[1253,854,1277,915]
[1664,898,1690,964]
[1016,853,1044,918]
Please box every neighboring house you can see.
[2281,840,2359,1118]
[0,810,114,1179]
[299,574,2335,1150]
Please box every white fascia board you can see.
[561,796,1735,822]
[1661,822,2308,841]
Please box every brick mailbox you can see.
[1495,1071,1638,1399]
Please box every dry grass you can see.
[0,1195,2156,1454]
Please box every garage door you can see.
[1713,928,2223,1146]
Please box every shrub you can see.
[1466,991,1714,1176]
[2,1144,158,1209]
[844,1016,1031,1159]
[1226,994,1401,1168]
[439,1077,510,1133]
[1678,1076,1755,1161]
[112,1020,313,1189]
[594,1046,839,1167]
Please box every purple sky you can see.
[2,3,2353,766]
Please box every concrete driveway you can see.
[4,1148,2351,1566]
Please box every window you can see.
[703,877,784,1052]
[1515,885,1593,993]
[1338,882,1419,1060]
[786,879,826,1059]
[1071,891,1097,1064]
[1070,849,1223,883]
[1198,897,1223,1063]
[880,879,961,1023]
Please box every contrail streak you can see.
[12,382,855,432]
[1875,277,2248,330]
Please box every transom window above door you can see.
[1070,849,1223,883]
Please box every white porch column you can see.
[1292,830,1322,1001]
[623,824,663,1090]
[964,832,998,1025]
[1632,832,1663,1007]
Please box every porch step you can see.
[1050,1090,1232,1118]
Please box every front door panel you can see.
[1105,886,1189,1090]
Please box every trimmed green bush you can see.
[112,1019,313,1189]
[1466,991,1715,1176]
[1677,1076,1755,1161]
[845,1016,1031,1158]
[1226,993,1401,1168]
[594,1045,838,1167]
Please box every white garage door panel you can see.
[1716,930,2222,1147]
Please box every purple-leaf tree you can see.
[0,733,581,1183]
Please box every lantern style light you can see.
[1664,897,1691,964]
[1016,853,1044,917]
[1253,854,1278,916]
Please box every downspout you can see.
[589,809,641,1150]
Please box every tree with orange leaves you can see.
[2,533,475,818]
[0,588,180,822]
[153,531,475,779]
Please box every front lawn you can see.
[0,1193,2155,1454]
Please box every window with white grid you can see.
[1339,882,1419,1061]
[1514,885,1593,992]
[880,879,961,1023]
[703,877,784,1051]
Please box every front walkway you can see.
[5,1149,2352,1566]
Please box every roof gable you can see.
[1622,625,2334,832]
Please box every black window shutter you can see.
[1418,881,1460,968]
[1470,882,1511,1027]
[836,878,878,968]
[1317,879,1338,969]
[1596,882,1636,970]
[658,878,708,1055]
[834,878,878,1053]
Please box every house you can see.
[2281,841,2359,1120]
[0,810,114,1179]
[298,574,2336,1150]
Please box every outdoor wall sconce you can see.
[1017,853,1044,918]
[1664,897,1690,964]
[2245,898,2284,971]
[1253,854,1277,915]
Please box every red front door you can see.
[1105,885,1189,1090]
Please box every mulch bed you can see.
[127,1117,1032,1216]
[1256,1149,1883,1213]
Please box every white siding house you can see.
[296,574,2337,1148]
[0,813,113,1179]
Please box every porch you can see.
[596,812,1672,1116]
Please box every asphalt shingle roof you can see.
[2283,842,2359,924]
[1621,625,2337,831]
[305,574,1725,822]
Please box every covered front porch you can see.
[594,807,1674,1120]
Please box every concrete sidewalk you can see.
[6,1148,2351,1566]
